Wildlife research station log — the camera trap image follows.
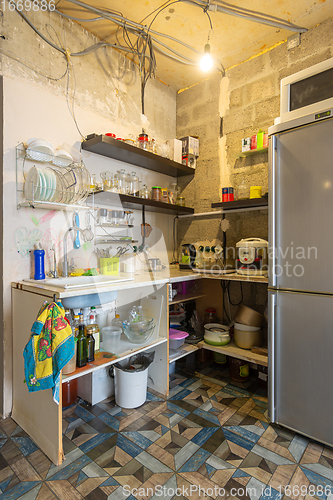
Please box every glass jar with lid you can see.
[128,172,140,196]
[204,308,217,324]
[116,169,128,194]
[140,184,150,199]
[176,196,185,206]
[137,133,149,150]
[151,186,162,202]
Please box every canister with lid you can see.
[151,186,162,202]
[137,133,149,150]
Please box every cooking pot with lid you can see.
[204,323,230,346]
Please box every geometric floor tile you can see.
[1,365,333,499]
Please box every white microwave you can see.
[279,57,333,124]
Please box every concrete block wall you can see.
[176,17,333,254]
[176,17,333,318]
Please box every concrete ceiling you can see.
[57,0,333,90]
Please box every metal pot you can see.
[234,326,262,350]
[204,323,230,346]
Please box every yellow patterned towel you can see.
[23,301,74,404]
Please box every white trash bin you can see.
[114,365,148,409]
[113,352,155,409]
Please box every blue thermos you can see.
[34,249,45,280]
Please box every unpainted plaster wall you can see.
[0,8,177,417]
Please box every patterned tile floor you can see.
[1,366,333,500]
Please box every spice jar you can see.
[176,196,185,206]
[137,133,149,150]
[161,188,169,203]
[204,308,217,324]
[151,186,162,202]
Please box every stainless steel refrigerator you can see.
[268,110,333,447]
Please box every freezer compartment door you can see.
[268,289,333,446]
[269,117,333,293]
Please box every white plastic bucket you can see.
[114,366,148,409]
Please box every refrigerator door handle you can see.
[268,292,276,422]
[269,135,277,287]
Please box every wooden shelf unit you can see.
[211,197,268,211]
[198,340,268,367]
[82,135,195,178]
[88,191,194,215]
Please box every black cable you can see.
[171,216,178,264]
[221,280,231,323]
[227,281,243,307]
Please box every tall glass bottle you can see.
[76,324,87,367]
[88,314,100,353]
[72,315,80,337]
[86,326,95,362]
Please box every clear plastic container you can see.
[169,183,179,204]
[101,326,122,352]
[237,182,250,199]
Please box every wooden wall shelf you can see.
[82,135,195,178]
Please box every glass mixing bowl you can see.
[122,318,155,344]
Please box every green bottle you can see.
[76,324,87,367]
[86,326,95,362]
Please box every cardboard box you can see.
[167,139,182,163]
[181,136,199,157]
[242,137,251,152]
[77,366,114,405]
[182,154,196,169]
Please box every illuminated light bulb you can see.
[200,43,213,71]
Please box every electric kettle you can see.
[179,243,196,270]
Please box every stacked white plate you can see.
[24,164,90,204]
[24,166,57,202]
[26,138,54,163]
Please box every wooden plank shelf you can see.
[239,147,268,157]
[197,340,268,367]
[82,135,195,178]
[211,197,268,211]
[169,344,198,363]
[88,191,194,215]
[170,293,206,305]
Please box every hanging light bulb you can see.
[200,43,213,71]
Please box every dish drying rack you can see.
[15,143,137,245]
[15,143,90,211]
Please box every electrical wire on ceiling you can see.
[5,0,307,137]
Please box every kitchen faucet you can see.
[63,226,87,278]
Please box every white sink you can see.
[25,275,134,289]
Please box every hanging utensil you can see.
[73,212,81,249]
[83,211,94,241]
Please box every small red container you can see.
[222,187,234,202]
[250,135,257,150]
[62,379,78,408]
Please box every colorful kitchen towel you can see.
[23,301,74,405]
